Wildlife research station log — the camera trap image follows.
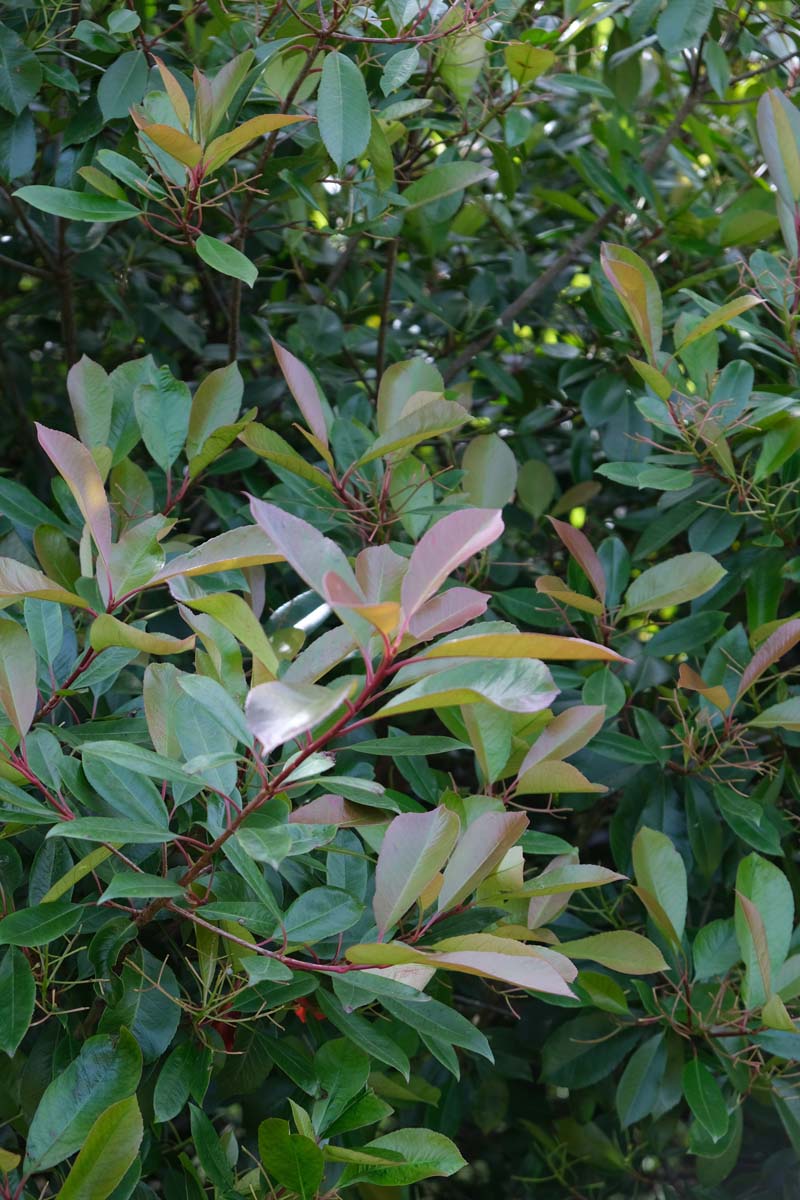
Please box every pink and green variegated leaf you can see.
[36,424,113,567]
[283,626,358,685]
[438,811,529,910]
[400,508,503,620]
[407,588,490,642]
[152,527,282,583]
[0,558,92,610]
[323,571,401,636]
[547,517,606,602]
[373,806,461,933]
[346,935,577,997]
[600,242,663,363]
[736,618,800,700]
[354,544,407,602]
[418,631,626,663]
[245,678,354,756]
[374,658,558,719]
[249,497,372,644]
[271,338,329,448]
[517,706,606,774]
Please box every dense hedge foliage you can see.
[1,1,800,1198]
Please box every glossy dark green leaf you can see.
[24,1030,142,1170]
[0,945,35,1055]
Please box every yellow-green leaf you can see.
[89,614,195,656]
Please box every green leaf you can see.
[632,827,687,942]
[195,234,258,287]
[58,1096,143,1200]
[318,51,371,169]
[682,1059,729,1143]
[0,946,35,1056]
[338,1127,466,1187]
[317,990,411,1078]
[373,806,461,932]
[258,1118,324,1199]
[0,24,42,115]
[381,47,420,95]
[357,398,470,466]
[133,367,191,473]
[240,422,334,492]
[0,109,34,179]
[0,900,82,947]
[14,185,140,221]
[97,148,166,199]
[99,872,184,904]
[189,1104,234,1190]
[559,931,668,974]
[656,0,714,53]
[504,43,555,84]
[542,1013,640,1088]
[714,786,781,856]
[513,864,624,898]
[615,1033,666,1128]
[81,739,201,787]
[99,954,180,1062]
[186,362,243,459]
[461,433,518,508]
[380,991,493,1061]
[620,553,726,616]
[47,818,177,845]
[41,846,114,903]
[68,355,113,449]
[402,160,492,210]
[344,735,469,756]
[280,886,364,945]
[153,1043,212,1124]
[675,295,763,350]
[24,1030,142,1171]
[748,697,800,731]
[97,51,148,120]
[757,89,800,207]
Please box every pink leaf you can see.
[271,338,329,448]
[249,497,357,597]
[438,811,529,910]
[400,508,503,621]
[373,806,461,934]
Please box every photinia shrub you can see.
[0,347,666,1198]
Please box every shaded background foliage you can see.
[1,0,800,1198]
